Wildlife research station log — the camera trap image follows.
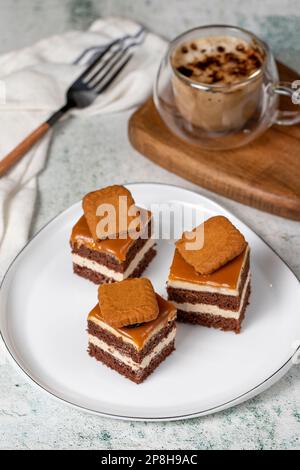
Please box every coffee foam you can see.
[172,35,264,85]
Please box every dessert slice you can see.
[70,185,156,284]
[167,216,250,333]
[87,278,177,383]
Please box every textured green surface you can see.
[0,0,299,450]
[1,358,299,449]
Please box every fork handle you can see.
[0,103,70,178]
[0,122,50,177]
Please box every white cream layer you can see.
[89,311,176,350]
[173,273,250,320]
[72,238,155,282]
[167,246,249,296]
[88,328,176,372]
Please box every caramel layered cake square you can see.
[167,216,250,333]
[87,278,177,383]
[70,185,156,284]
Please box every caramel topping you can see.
[70,209,151,262]
[169,247,248,289]
[88,294,176,350]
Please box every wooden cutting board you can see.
[128,63,300,220]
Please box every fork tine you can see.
[77,38,124,83]
[79,27,145,83]
[75,27,145,66]
[94,53,133,94]
[86,44,133,88]
[83,44,124,86]
[90,30,146,93]
[85,33,145,87]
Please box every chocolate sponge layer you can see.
[71,219,152,272]
[73,246,156,284]
[176,282,251,334]
[88,319,176,363]
[167,253,250,311]
[88,340,175,384]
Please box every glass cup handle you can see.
[273,80,300,126]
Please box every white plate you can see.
[0,183,299,421]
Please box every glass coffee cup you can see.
[154,25,300,150]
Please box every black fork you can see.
[0,27,145,177]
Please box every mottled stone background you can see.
[0,0,299,450]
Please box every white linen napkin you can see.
[0,16,167,282]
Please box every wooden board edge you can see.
[128,100,300,221]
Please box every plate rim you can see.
[0,182,299,422]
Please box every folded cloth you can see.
[0,16,167,281]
